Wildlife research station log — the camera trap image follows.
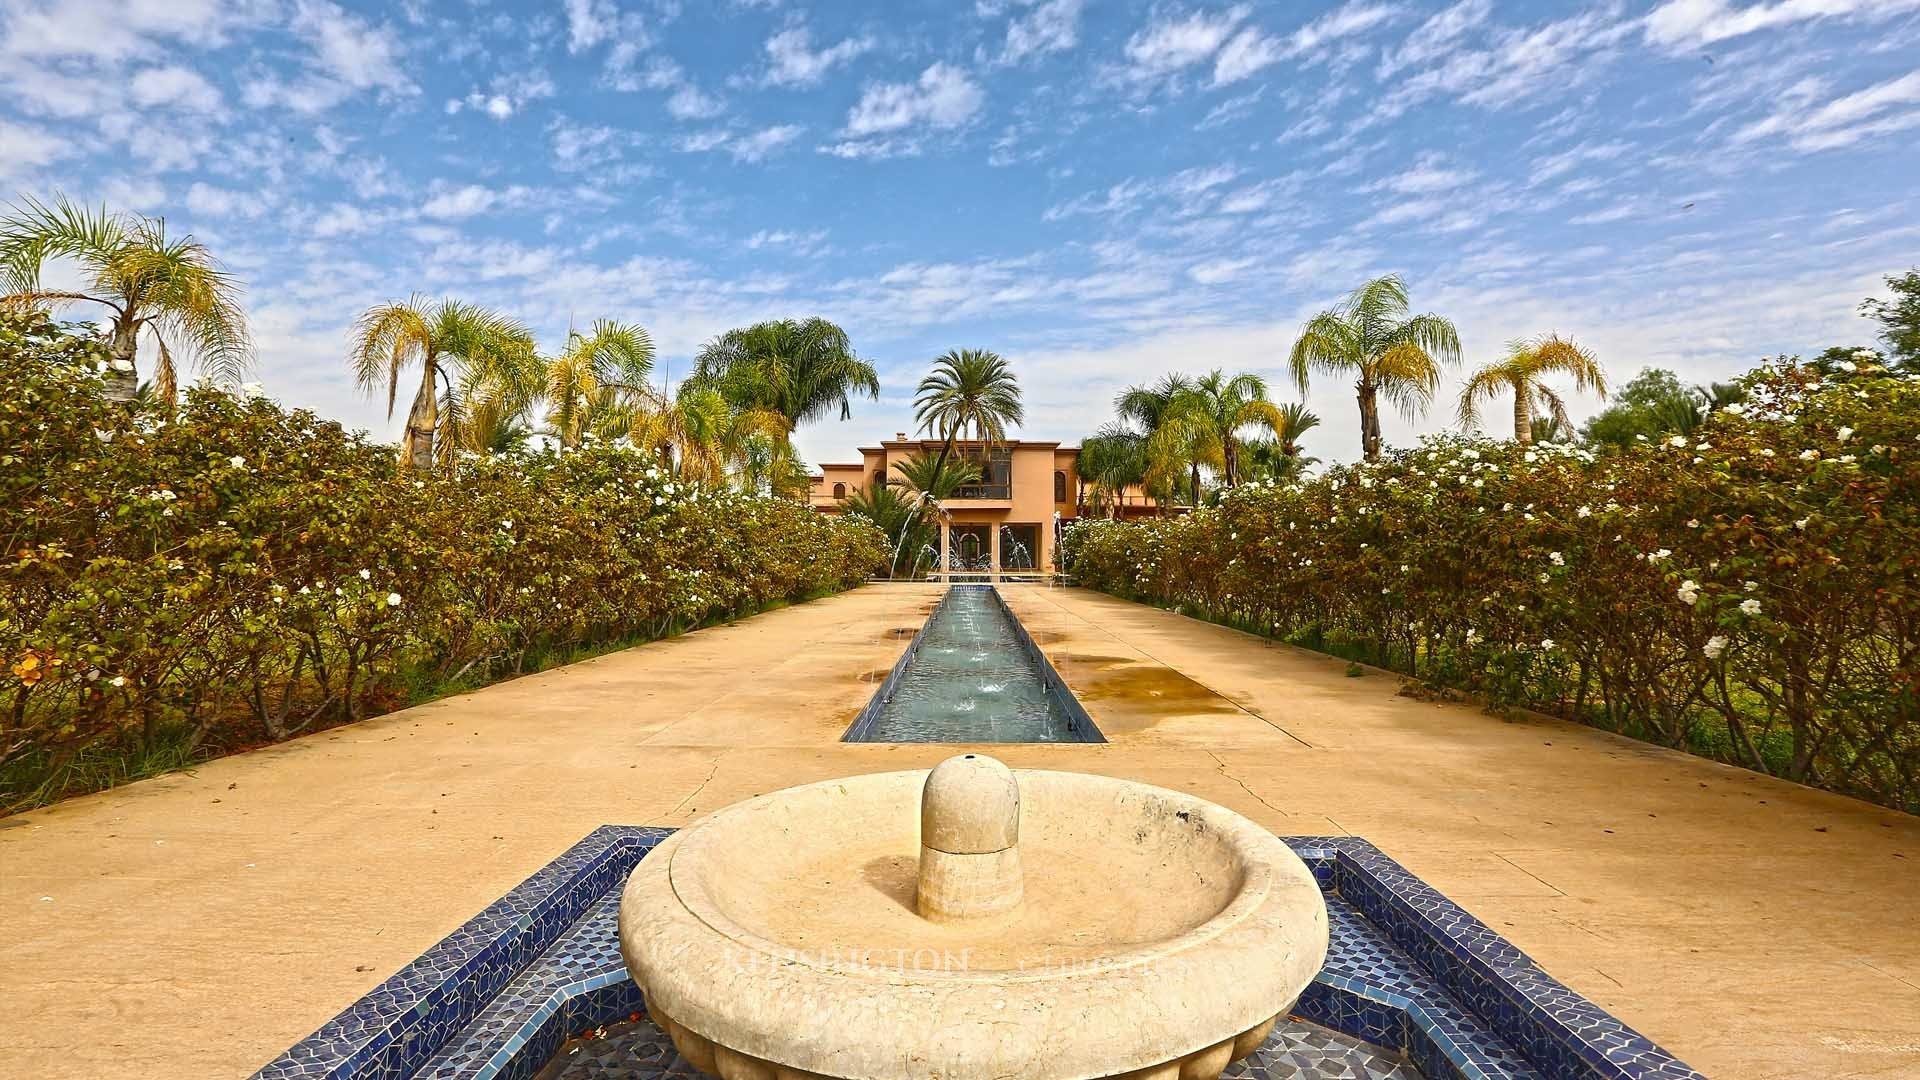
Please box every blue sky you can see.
[3,0,1917,466]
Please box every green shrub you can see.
[1,310,885,809]
[1064,359,1920,812]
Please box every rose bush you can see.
[2,311,885,809]
[1064,359,1919,812]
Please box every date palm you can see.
[1167,369,1289,488]
[546,319,654,449]
[349,296,537,470]
[842,482,935,578]
[1289,274,1460,462]
[0,194,250,405]
[891,450,981,502]
[1458,335,1606,444]
[914,348,1024,471]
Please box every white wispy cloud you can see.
[564,0,620,53]
[129,65,223,113]
[998,0,1085,64]
[762,25,875,86]
[746,228,829,254]
[832,62,984,157]
[1730,68,1920,151]
[0,118,69,181]
[1121,5,1249,81]
[419,183,533,220]
[446,71,556,120]
[1187,256,1257,283]
[1368,6,1634,123]
[185,182,271,219]
[240,0,416,113]
[1529,139,1633,184]
[676,124,805,162]
[1377,0,1490,77]
[1361,151,1476,196]
[1645,0,1920,49]
[1044,165,1242,221]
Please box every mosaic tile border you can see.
[254,829,1703,1080]
[840,584,1105,743]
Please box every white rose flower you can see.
[111,675,127,687]
[1667,435,1687,448]
[1703,635,1729,659]
[1677,580,1699,606]
[1549,551,1564,566]
[1739,598,1761,616]
[1836,426,1853,443]
[387,593,403,607]
[228,455,247,468]
[358,568,371,580]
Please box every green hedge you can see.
[2,311,886,809]
[1063,361,1919,813]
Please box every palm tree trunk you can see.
[403,361,438,471]
[1512,379,1534,444]
[105,317,140,405]
[1356,381,1383,462]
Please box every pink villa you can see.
[807,435,1161,576]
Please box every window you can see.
[832,482,846,499]
[873,469,887,489]
[954,449,1013,499]
[1053,470,1067,503]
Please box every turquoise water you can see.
[862,587,1081,742]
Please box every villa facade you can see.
[807,435,1160,575]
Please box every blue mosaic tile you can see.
[258,828,1703,1080]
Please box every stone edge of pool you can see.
[841,584,1106,744]
[249,826,1705,1080]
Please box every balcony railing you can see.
[952,483,1012,500]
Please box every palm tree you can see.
[1078,424,1148,517]
[1116,374,1199,506]
[546,319,654,449]
[913,348,1024,472]
[692,317,879,431]
[1243,403,1321,482]
[891,451,981,502]
[627,383,792,492]
[348,296,537,470]
[1289,274,1461,462]
[0,194,250,404]
[1166,370,1290,488]
[1458,334,1606,444]
[842,482,933,577]
[1701,380,1747,413]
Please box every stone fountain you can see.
[618,754,1329,1079]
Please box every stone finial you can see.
[916,753,1024,921]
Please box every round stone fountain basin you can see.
[618,761,1329,1080]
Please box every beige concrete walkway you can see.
[1,584,1915,1080]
